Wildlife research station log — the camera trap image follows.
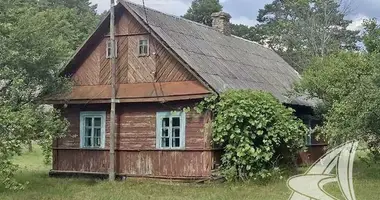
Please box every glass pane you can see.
[173,128,180,137]
[140,40,147,45]
[94,137,101,147]
[162,118,169,127]
[139,46,144,54]
[162,128,169,137]
[172,138,180,147]
[161,138,169,148]
[85,137,92,147]
[85,128,92,137]
[94,118,101,127]
[173,117,180,127]
[94,128,101,138]
[143,46,148,54]
[85,117,92,126]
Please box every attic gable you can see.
[62,4,199,86]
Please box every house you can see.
[48,1,320,179]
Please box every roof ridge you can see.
[121,0,222,31]
[123,1,274,47]
[231,35,269,49]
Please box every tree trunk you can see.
[28,141,33,152]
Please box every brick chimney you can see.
[211,11,232,36]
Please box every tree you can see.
[183,0,223,26]
[0,0,99,189]
[231,24,260,42]
[295,52,380,156]
[183,0,260,41]
[363,18,380,54]
[256,0,359,72]
[38,0,98,15]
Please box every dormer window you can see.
[138,39,149,56]
[106,40,117,59]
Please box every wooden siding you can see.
[53,149,212,177]
[71,9,195,86]
[54,101,214,178]
[50,81,210,103]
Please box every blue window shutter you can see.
[156,112,163,149]
[80,113,84,148]
[180,111,186,149]
[101,112,106,148]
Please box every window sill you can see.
[305,143,328,147]
[156,148,186,151]
[138,54,149,57]
[79,147,106,150]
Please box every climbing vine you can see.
[196,90,307,181]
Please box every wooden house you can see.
[48,1,319,179]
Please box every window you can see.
[106,40,117,58]
[301,115,319,146]
[80,111,106,148]
[156,111,186,149]
[138,39,149,56]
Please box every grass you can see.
[0,146,380,200]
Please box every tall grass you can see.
[0,146,379,200]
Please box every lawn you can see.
[1,147,380,200]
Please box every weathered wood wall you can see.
[53,101,215,178]
[71,9,195,86]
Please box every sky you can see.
[90,0,380,30]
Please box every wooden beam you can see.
[109,0,117,182]
[52,147,222,151]
[104,33,150,37]
[46,94,210,104]
[49,170,210,180]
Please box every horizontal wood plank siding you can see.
[54,101,214,178]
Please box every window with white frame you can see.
[301,115,319,146]
[138,39,149,56]
[80,111,106,148]
[106,39,117,58]
[156,111,186,149]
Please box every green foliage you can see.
[363,18,380,54]
[183,0,223,26]
[0,105,68,190]
[230,24,260,42]
[183,0,261,42]
[0,0,99,189]
[196,90,307,181]
[256,0,359,72]
[296,52,380,156]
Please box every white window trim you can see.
[106,39,117,59]
[80,111,106,149]
[138,39,149,56]
[156,111,186,150]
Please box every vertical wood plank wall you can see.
[53,101,215,178]
[71,10,195,86]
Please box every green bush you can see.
[196,90,307,181]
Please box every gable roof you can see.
[121,1,302,104]
[62,1,309,106]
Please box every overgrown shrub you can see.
[196,90,307,181]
